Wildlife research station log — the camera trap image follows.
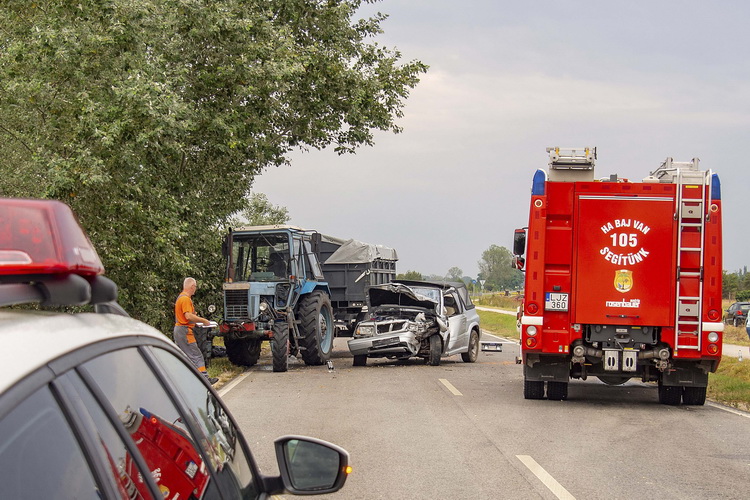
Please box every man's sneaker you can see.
[208,377,219,385]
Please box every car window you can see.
[150,346,259,499]
[0,386,100,498]
[81,347,219,499]
[740,305,750,312]
[63,371,154,499]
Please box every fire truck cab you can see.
[514,147,723,405]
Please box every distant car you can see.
[724,301,750,326]
[348,280,481,366]
[0,198,350,499]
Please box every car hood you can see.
[366,283,438,311]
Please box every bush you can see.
[736,290,750,302]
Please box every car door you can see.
[445,290,468,355]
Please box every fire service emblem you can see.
[614,269,633,293]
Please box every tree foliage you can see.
[0,0,426,331]
[447,267,463,282]
[396,270,423,281]
[231,192,290,227]
[478,245,523,291]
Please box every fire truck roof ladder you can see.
[546,147,596,182]
[667,158,710,353]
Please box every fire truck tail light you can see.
[526,325,538,336]
[525,337,538,348]
[0,198,104,276]
[707,344,718,355]
[707,309,720,321]
[707,332,719,343]
[527,303,539,314]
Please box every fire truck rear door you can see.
[573,195,675,326]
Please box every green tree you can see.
[397,270,423,281]
[478,245,523,291]
[447,267,463,282]
[0,1,426,331]
[231,192,290,227]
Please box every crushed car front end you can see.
[347,283,445,360]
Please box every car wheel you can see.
[271,322,289,372]
[734,317,740,327]
[428,334,441,366]
[353,355,367,367]
[461,330,479,363]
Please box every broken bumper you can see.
[347,331,420,357]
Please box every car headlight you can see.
[356,325,375,337]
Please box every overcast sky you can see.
[252,0,749,279]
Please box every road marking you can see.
[218,371,251,397]
[707,401,750,419]
[439,378,462,396]
[516,455,576,500]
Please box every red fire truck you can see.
[513,147,723,405]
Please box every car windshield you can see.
[408,286,441,303]
[230,233,290,281]
[740,305,750,312]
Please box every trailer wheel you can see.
[658,379,682,405]
[461,329,480,363]
[353,355,367,367]
[225,337,261,367]
[428,334,442,366]
[682,386,706,405]
[547,381,568,401]
[271,322,289,372]
[523,379,545,400]
[298,291,334,365]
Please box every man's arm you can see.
[185,311,211,326]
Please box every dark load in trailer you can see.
[318,235,398,335]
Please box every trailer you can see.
[319,235,398,334]
[513,147,723,405]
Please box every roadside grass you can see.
[478,310,519,340]
[723,324,750,347]
[475,293,522,310]
[708,357,750,411]
[207,336,246,387]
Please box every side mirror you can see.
[513,228,526,257]
[311,232,322,254]
[272,436,350,495]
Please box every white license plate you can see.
[545,292,569,311]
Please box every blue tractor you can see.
[218,225,335,372]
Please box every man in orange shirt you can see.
[174,277,218,384]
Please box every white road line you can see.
[439,378,463,396]
[707,401,750,419]
[218,371,251,398]
[516,455,576,500]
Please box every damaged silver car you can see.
[348,280,481,366]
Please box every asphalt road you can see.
[220,335,750,499]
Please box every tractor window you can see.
[231,234,290,281]
[304,241,324,280]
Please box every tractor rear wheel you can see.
[297,291,334,365]
[225,337,261,367]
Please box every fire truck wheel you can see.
[271,322,289,373]
[298,291,334,365]
[658,380,682,405]
[547,381,568,401]
[682,386,706,405]
[523,379,544,399]
[428,334,442,366]
[353,355,367,367]
[224,337,261,367]
[461,330,480,363]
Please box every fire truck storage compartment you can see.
[573,193,676,326]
